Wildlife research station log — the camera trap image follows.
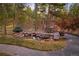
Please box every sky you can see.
[27,3,72,11]
[65,3,72,11]
[25,3,35,10]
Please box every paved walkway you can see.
[0,34,79,56]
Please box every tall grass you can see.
[0,37,67,51]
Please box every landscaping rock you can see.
[53,32,60,39]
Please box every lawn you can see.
[0,36,67,51]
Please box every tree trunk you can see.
[2,4,8,35]
[13,4,16,29]
[34,3,38,31]
[4,24,7,35]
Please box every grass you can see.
[0,52,10,56]
[0,36,67,51]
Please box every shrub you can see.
[13,27,23,33]
[46,28,53,33]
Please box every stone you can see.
[32,37,36,40]
[53,32,60,39]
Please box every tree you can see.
[0,3,25,35]
[0,4,11,35]
[69,4,79,30]
[31,3,66,32]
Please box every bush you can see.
[13,27,23,33]
[46,28,53,33]
[59,32,64,36]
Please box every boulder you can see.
[53,32,60,39]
